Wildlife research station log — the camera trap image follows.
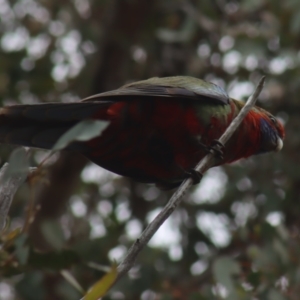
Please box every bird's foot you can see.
[209,139,225,160]
[186,169,203,185]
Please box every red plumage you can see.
[0,76,285,188]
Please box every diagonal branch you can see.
[116,76,266,280]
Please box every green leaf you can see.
[52,120,109,151]
[15,245,29,265]
[290,11,300,34]
[273,238,289,264]
[61,270,85,295]
[268,289,287,300]
[4,148,29,179]
[84,263,118,300]
[156,18,196,43]
[212,256,240,300]
[41,220,65,250]
[14,233,29,265]
[276,224,289,241]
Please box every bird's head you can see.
[255,107,285,154]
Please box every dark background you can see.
[0,0,299,299]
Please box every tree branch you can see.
[116,76,266,280]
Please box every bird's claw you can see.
[209,139,225,160]
[186,169,203,185]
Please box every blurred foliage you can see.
[0,0,299,299]
[84,263,118,300]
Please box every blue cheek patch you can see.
[260,118,277,140]
[258,118,277,153]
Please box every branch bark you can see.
[116,76,266,280]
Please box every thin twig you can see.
[181,3,217,32]
[116,76,266,280]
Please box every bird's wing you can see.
[82,76,229,105]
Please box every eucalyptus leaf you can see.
[84,263,118,300]
[212,256,240,299]
[14,233,29,265]
[290,11,300,34]
[41,220,65,250]
[52,120,109,151]
[4,148,29,180]
[61,270,85,295]
[268,289,287,300]
[273,238,289,264]
[15,245,30,265]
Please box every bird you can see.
[0,76,285,189]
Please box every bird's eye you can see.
[270,116,277,124]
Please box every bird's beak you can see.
[275,137,283,152]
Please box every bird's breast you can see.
[84,99,219,184]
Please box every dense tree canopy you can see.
[0,0,299,299]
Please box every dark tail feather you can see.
[0,102,111,150]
